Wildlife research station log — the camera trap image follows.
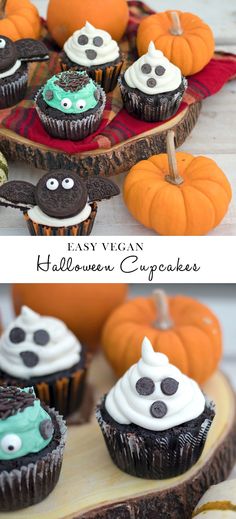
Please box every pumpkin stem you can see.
[153,289,173,330]
[170,11,183,36]
[0,0,7,18]
[165,130,184,186]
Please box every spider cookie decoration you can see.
[0,170,120,235]
[0,35,49,109]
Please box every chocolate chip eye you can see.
[85,49,97,60]
[39,419,54,440]
[93,36,103,47]
[0,38,6,49]
[45,89,54,101]
[147,77,157,88]
[62,177,74,190]
[76,99,86,110]
[150,400,167,418]
[61,98,72,110]
[46,178,59,191]
[141,63,152,74]
[136,377,155,396]
[9,327,26,344]
[20,351,39,368]
[33,329,50,346]
[78,34,89,45]
[155,65,166,76]
[161,378,179,396]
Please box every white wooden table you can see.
[0,0,235,235]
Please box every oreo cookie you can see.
[0,36,18,73]
[85,177,120,202]
[15,39,49,62]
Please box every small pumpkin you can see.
[0,152,8,186]
[137,11,215,76]
[47,0,129,48]
[124,131,232,236]
[192,479,236,517]
[102,289,222,384]
[0,0,41,41]
[12,283,128,352]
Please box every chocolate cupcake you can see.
[0,306,88,417]
[35,70,106,140]
[96,337,215,479]
[0,36,49,109]
[119,41,187,122]
[60,22,123,93]
[0,170,120,236]
[0,386,66,512]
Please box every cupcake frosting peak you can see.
[105,337,205,431]
[124,42,182,95]
[20,305,39,325]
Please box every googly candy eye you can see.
[1,434,22,454]
[46,178,59,191]
[61,98,72,110]
[62,178,75,190]
[0,38,6,49]
[76,99,86,110]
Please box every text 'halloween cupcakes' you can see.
[0,170,120,236]
[119,41,187,122]
[35,69,106,140]
[0,386,66,511]
[0,305,88,417]
[96,337,215,479]
[61,21,123,93]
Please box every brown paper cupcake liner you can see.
[119,76,188,122]
[60,60,124,93]
[0,68,28,109]
[23,202,97,236]
[35,88,106,140]
[96,399,215,479]
[0,409,66,512]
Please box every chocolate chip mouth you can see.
[20,351,39,368]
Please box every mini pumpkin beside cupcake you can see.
[97,337,215,479]
[0,386,66,511]
[60,21,123,93]
[0,35,49,109]
[119,41,187,122]
[35,69,106,140]
[0,306,88,417]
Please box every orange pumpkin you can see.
[137,10,215,76]
[102,289,222,384]
[0,0,41,40]
[124,131,232,236]
[12,283,128,352]
[47,0,129,48]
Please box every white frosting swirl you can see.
[105,337,205,431]
[0,306,82,379]
[124,41,182,95]
[63,21,120,67]
[28,203,91,227]
[0,60,21,79]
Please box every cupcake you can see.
[0,306,88,417]
[60,22,123,93]
[0,35,49,109]
[0,386,66,511]
[119,41,187,122]
[96,337,215,479]
[0,170,119,236]
[35,69,106,140]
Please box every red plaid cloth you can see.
[0,1,236,154]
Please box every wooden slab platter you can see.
[1,353,235,519]
[0,102,201,177]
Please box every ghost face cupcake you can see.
[97,337,215,479]
[119,41,187,122]
[61,22,123,93]
[35,70,106,140]
[0,306,88,417]
[0,386,66,512]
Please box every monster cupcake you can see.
[0,35,49,109]
[119,41,187,122]
[0,306,88,417]
[0,386,66,511]
[35,69,106,140]
[97,337,215,479]
[61,22,123,93]
[0,170,119,236]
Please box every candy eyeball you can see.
[61,98,72,110]
[62,177,74,190]
[46,178,59,191]
[1,434,22,454]
[0,38,6,49]
[9,327,26,344]
[76,99,86,110]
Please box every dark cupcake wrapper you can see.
[23,202,97,236]
[0,69,28,110]
[119,76,188,122]
[96,398,215,479]
[60,59,124,93]
[35,87,106,141]
[0,409,66,512]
